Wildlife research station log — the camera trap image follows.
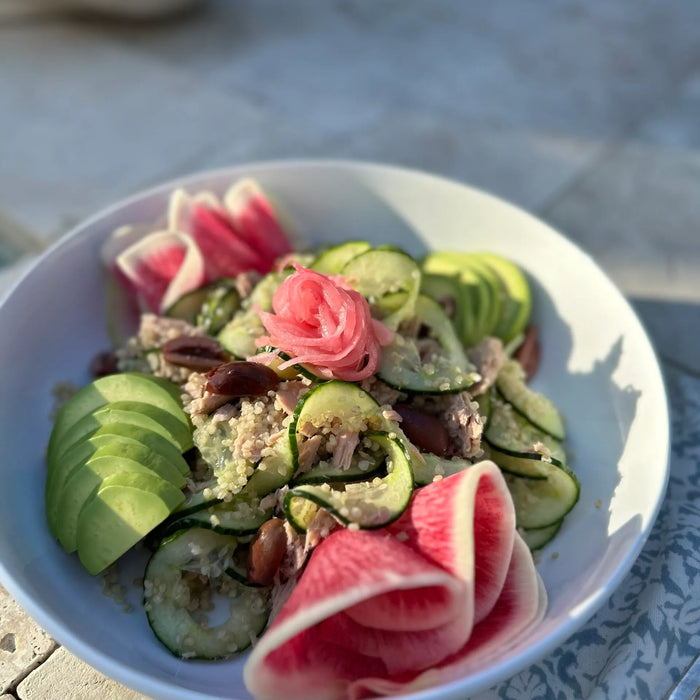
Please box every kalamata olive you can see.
[514,324,541,381]
[162,335,229,371]
[393,404,450,457]
[90,350,119,378]
[247,518,287,586]
[205,361,280,397]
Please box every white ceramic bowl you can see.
[0,161,669,700]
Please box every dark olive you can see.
[514,324,541,381]
[393,404,450,457]
[205,361,280,397]
[162,335,229,371]
[90,350,119,378]
[247,518,287,586]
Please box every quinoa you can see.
[191,394,289,502]
[117,313,205,384]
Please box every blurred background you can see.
[0,0,699,697]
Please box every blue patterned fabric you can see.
[475,364,700,700]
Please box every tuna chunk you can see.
[467,337,505,396]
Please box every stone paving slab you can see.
[541,141,700,373]
[99,0,700,139]
[637,71,700,149]
[0,21,308,245]
[542,143,700,302]
[15,647,151,700]
[0,586,55,694]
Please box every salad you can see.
[45,179,579,699]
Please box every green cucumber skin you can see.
[143,528,270,660]
[521,519,563,551]
[284,431,413,532]
[311,240,371,274]
[486,444,552,480]
[287,380,382,472]
[506,461,580,530]
[378,294,479,395]
[496,359,565,441]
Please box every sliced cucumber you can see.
[521,520,563,551]
[487,445,551,479]
[243,437,295,497]
[217,309,261,359]
[311,240,371,274]
[144,528,270,659]
[341,248,421,330]
[162,494,272,537]
[288,381,385,471]
[505,461,580,529]
[284,496,319,534]
[165,283,213,324]
[194,416,294,499]
[198,284,241,335]
[411,452,471,486]
[378,294,480,394]
[218,270,289,358]
[168,491,220,519]
[497,359,565,440]
[293,449,384,485]
[474,388,493,428]
[485,395,566,464]
[255,345,323,383]
[284,431,413,531]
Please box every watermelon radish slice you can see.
[168,183,292,280]
[387,460,516,624]
[224,179,293,262]
[348,534,547,700]
[100,223,156,269]
[243,529,470,700]
[115,230,206,313]
[168,187,267,278]
[243,462,543,700]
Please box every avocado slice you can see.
[422,251,503,347]
[46,403,189,503]
[49,399,192,467]
[77,471,185,575]
[45,422,190,534]
[472,252,532,343]
[47,373,188,460]
[56,445,186,553]
[46,425,190,537]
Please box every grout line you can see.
[535,140,624,217]
[7,642,59,695]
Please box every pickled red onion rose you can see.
[257,265,393,381]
